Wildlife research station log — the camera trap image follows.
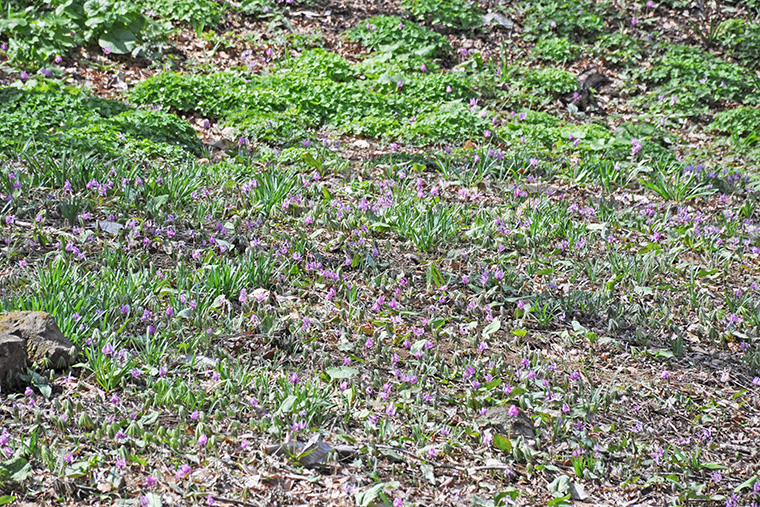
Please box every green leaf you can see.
[301,152,322,171]
[355,482,385,507]
[325,366,359,380]
[702,462,727,470]
[548,475,570,494]
[511,328,527,338]
[0,457,32,483]
[495,489,520,505]
[420,462,435,484]
[482,318,501,339]
[0,496,16,506]
[571,320,586,333]
[99,27,138,55]
[546,494,572,507]
[140,411,160,426]
[735,475,758,492]
[177,308,193,319]
[493,433,512,453]
[278,395,298,414]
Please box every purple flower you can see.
[508,405,519,417]
[176,463,192,480]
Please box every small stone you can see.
[221,127,237,140]
[484,12,515,31]
[0,334,26,382]
[483,406,536,439]
[0,311,77,369]
[570,481,589,501]
[352,139,370,150]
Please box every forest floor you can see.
[1,0,760,505]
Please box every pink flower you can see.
[176,463,192,480]
[507,405,519,417]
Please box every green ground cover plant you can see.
[130,48,489,143]
[0,81,201,158]
[0,0,161,67]
[1,1,760,506]
[401,0,482,31]
[521,0,609,42]
[636,45,760,117]
[532,37,580,64]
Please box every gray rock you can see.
[0,311,77,369]
[483,406,536,439]
[570,482,589,500]
[484,12,515,32]
[0,334,27,382]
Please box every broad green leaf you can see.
[548,474,570,494]
[278,395,298,414]
[140,411,160,426]
[735,475,758,492]
[355,482,385,507]
[99,28,137,55]
[325,366,359,380]
[493,433,512,453]
[482,318,501,339]
[0,457,32,483]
